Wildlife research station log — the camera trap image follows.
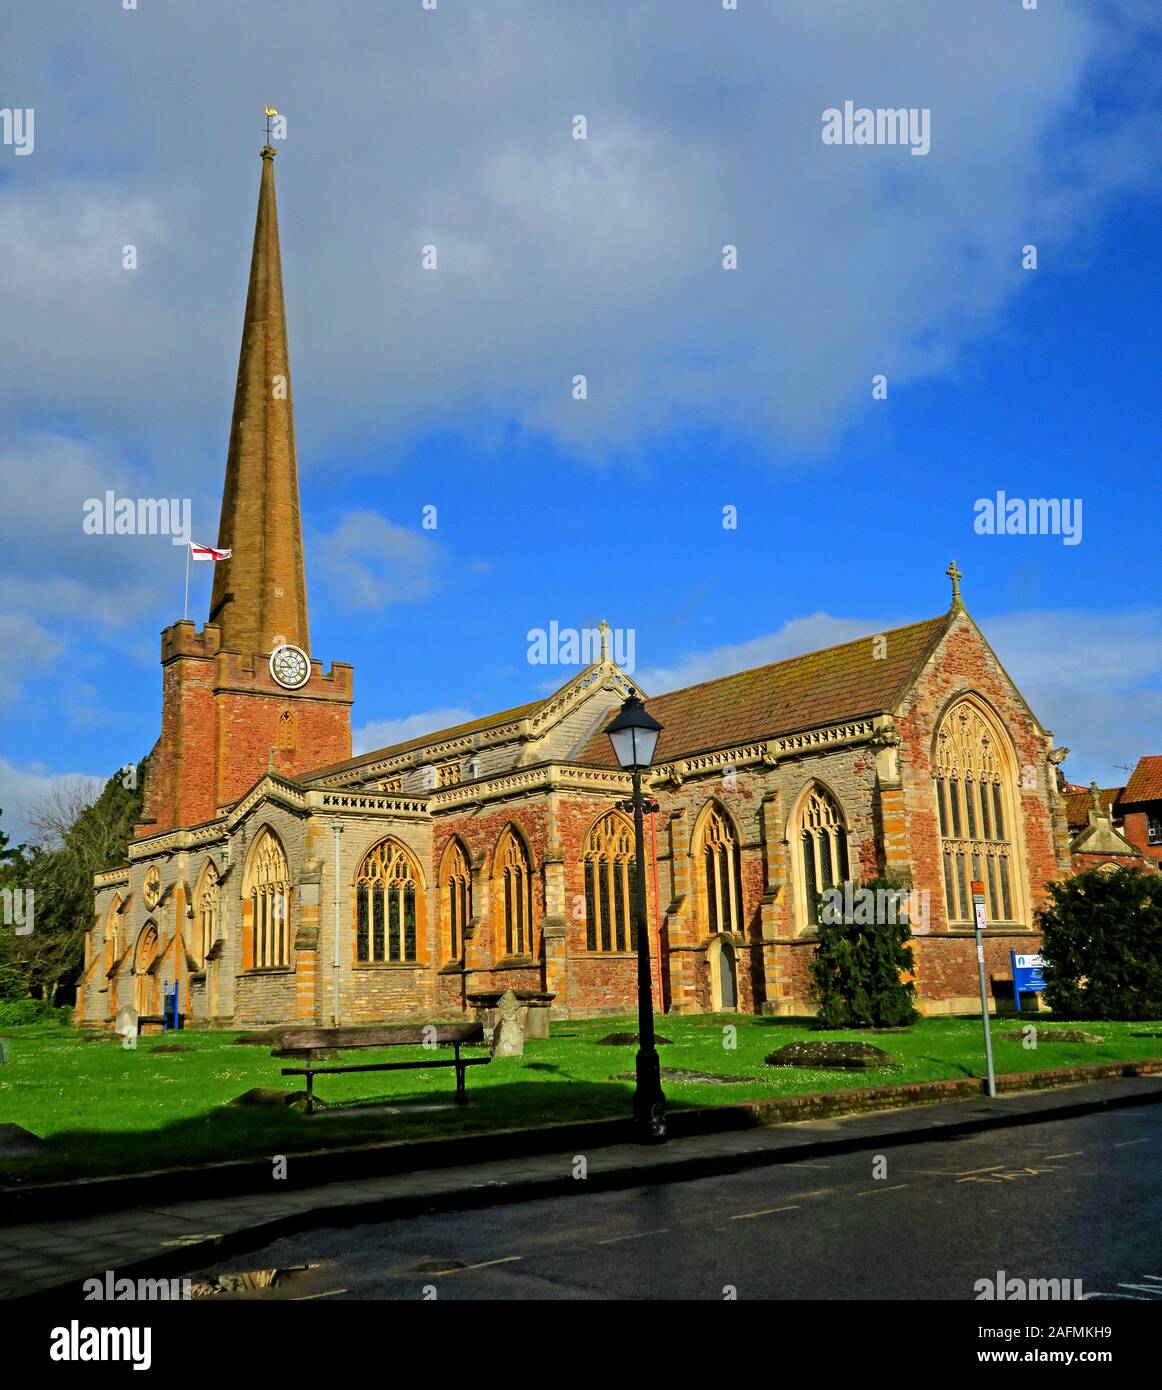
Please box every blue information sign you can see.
[1011,950,1046,1013]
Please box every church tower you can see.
[139,144,352,837]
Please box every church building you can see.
[76,146,1074,1031]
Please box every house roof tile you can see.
[1122,755,1162,805]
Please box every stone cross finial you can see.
[599,618,611,662]
[946,560,963,609]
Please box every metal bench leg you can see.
[455,1044,467,1104]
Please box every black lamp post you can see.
[604,689,666,1143]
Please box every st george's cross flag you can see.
[189,542,231,562]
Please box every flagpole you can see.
[183,543,190,622]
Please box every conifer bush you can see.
[809,877,919,1029]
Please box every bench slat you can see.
[278,1024,483,1050]
[282,1058,491,1078]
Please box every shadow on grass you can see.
[914,1056,978,1079]
[0,1076,680,1193]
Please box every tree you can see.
[0,811,32,996]
[1,768,145,1004]
[1038,866,1162,1021]
[809,876,919,1029]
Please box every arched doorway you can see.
[709,936,738,1012]
[133,922,158,1016]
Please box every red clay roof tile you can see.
[1122,755,1162,805]
[578,614,953,767]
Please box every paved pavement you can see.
[189,1101,1162,1301]
[3,1074,1160,1300]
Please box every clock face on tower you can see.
[269,643,311,690]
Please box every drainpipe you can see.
[331,821,343,1026]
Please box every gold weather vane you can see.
[264,106,279,144]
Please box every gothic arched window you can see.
[439,838,471,963]
[799,785,849,926]
[699,804,743,935]
[356,839,421,963]
[276,708,296,750]
[193,860,219,970]
[246,828,291,968]
[495,828,534,958]
[934,699,1022,925]
[104,896,122,976]
[583,812,637,952]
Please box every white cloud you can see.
[984,609,1162,691]
[313,510,443,610]
[984,609,1162,786]
[0,432,210,633]
[0,613,66,703]
[0,760,101,848]
[0,1,1156,460]
[353,709,475,756]
[635,605,1162,788]
[637,613,903,694]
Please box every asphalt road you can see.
[191,1103,1162,1301]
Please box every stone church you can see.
[76,145,1073,1031]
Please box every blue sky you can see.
[1,1,1160,841]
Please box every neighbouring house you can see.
[1064,766,1162,875]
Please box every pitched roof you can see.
[302,698,545,782]
[1064,786,1121,831]
[1122,755,1162,805]
[578,613,953,768]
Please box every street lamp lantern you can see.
[603,689,667,1143]
[604,691,663,773]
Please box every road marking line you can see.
[730,1205,800,1221]
[854,1184,909,1196]
[456,1256,522,1272]
[596,1230,669,1245]
[1044,1151,1083,1159]
[952,1163,1006,1176]
[292,1288,348,1300]
[1114,1138,1149,1148]
[1116,1284,1162,1295]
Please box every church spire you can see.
[210,140,310,657]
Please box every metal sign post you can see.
[972,880,996,1098]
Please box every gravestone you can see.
[115,1004,139,1050]
[524,1000,551,1041]
[491,989,524,1057]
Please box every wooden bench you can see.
[278,1024,490,1114]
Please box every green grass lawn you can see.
[1,1013,1160,1185]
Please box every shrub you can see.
[0,963,26,1001]
[809,877,919,1029]
[0,997,68,1026]
[1037,866,1162,1021]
